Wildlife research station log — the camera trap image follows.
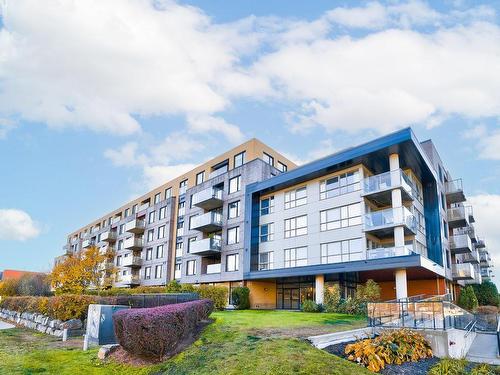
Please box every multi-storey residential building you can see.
[57,128,494,309]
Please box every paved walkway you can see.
[466,333,500,365]
[0,320,15,330]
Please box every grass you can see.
[0,310,370,375]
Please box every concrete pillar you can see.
[315,275,325,304]
[395,269,408,300]
[390,153,405,248]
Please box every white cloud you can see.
[326,2,389,29]
[0,209,41,241]
[462,125,500,160]
[284,138,337,165]
[468,194,500,282]
[103,142,146,167]
[186,115,244,144]
[142,163,197,189]
[0,118,16,139]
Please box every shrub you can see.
[231,287,250,310]
[0,274,51,297]
[338,297,364,315]
[113,299,214,359]
[428,358,467,375]
[357,279,381,302]
[345,329,432,372]
[302,299,319,312]
[323,284,341,313]
[197,285,228,310]
[472,281,499,307]
[470,364,495,375]
[458,286,478,311]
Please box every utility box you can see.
[86,304,129,346]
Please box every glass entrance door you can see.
[282,288,300,310]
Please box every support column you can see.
[315,275,325,304]
[390,153,405,248]
[395,268,408,300]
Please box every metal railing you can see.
[496,318,500,356]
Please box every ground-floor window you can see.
[276,277,315,310]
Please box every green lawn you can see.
[0,310,371,375]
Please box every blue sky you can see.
[0,0,499,284]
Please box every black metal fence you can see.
[97,293,199,308]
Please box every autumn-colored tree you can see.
[51,246,115,295]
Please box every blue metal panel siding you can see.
[423,180,443,266]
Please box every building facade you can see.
[57,128,493,308]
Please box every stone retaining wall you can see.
[0,308,83,337]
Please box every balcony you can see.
[460,250,480,264]
[190,237,222,256]
[82,239,94,249]
[123,256,142,268]
[449,234,473,254]
[452,263,475,280]
[445,179,466,204]
[479,251,491,266]
[447,206,469,229]
[124,236,143,250]
[120,274,140,286]
[190,212,223,233]
[191,187,223,210]
[362,169,414,207]
[476,239,485,249]
[206,263,221,274]
[481,268,492,280]
[363,206,417,238]
[466,206,475,223]
[366,245,414,260]
[125,219,145,234]
[209,166,228,179]
[101,231,117,243]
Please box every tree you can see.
[356,279,381,302]
[17,273,51,296]
[458,286,478,311]
[472,281,499,307]
[51,246,114,295]
[0,279,19,296]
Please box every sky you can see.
[0,0,499,285]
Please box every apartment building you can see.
[58,128,494,308]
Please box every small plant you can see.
[470,364,495,375]
[231,287,250,310]
[356,279,381,302]
[428,358,467,375]
[458,286,478,311]
[301,299,319,313]
[323,284,341,313]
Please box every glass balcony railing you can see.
[191,187,223,209]
[124,236,143,249]
[363,169,413,196]
[101,231,117,242]
[125,219,145,233]
[190,237,222,255]
[206,263,221,274]
[452,263,474,280]
[364,207,417,233]
[120,274,140,285]
[190,212,223,232]
[444,179,466,204]
[123,256,142,267]
[82,239,94,248]
[209,166,228,179]
[449,234,473,253]
[366,245,414,260]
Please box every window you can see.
[284,187,307,209]
[144,266,151,279]
[179,179,188,188]
[263,152,274,166]
[116,255,122,266]
[228,201,240,219]
[320,171,360,200]
[155,265,163,279]
[320,203,361,231]
[259,251,274,270]
[174,263,181,279]
[284,247,307,268]
[165,188,172,199]
[186,260,196,276]
[188,237,197,253]
[227,227,239,244]
[196,171,205,185]
[441,193,446,210]
[178,201,185,216]
[176,222,184,237]
[148,211,155,224]
[189,215,198,230]
[277,161,287,172]
[156,245,164,258]
[147,229,154,242]
[157,225,165,239]
[320,238,363,264]
[260,223,274,242]
[117,240,123,250]
[226,254,239,272]
[119,224,125,235]
[443,220,448,239]
[260,196,274,215]
[154,193,161,204]
[159,206,166,220]
[229,175,241,194]
[284,215,307,238]
[124,208,130,217]
[146,248,153,260]
[132,204,137,214]
[234,151,246,168]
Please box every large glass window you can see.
[148,211,155,224]
[234,151,246,168]
[155,265,163,279]
[260,223,274,242]
[284,247,307,268]
[176,221,184,237]
[277,161,287,172]
[259,251,274,270]
[144,266,151,279]
[228,201,240,219]
[284,187,307,209]
[320,238,363,264]
[229,175,241,194]
[188,237,196,253]
[196,171,205,185]
[159,206,166,220]
[156,245,164,258]
[178,201,185,216]
[284,215,307,238]
[260,196,274,215]
[147,229,154,242]
[175,242,183,258]
[165,187,172,199]
[263,152,274,166]
[227,227,240,244]
[226,253,239,272]
[186,260,196,276]
[157,225,165,239]
[146,248,153,260]
[174,263,181,279]
[320,171,360,200]
[320,203,361,231]
[154,193,161,204]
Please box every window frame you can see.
[284,186,307,209]
[284,215,308,238]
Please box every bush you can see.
[0,294,97,321]
[301,299,320,312]
[197,285,228,310]
[356,279,381,302]
[428,358,467,375]
[458,286,478,311]
[345,329,432,372]
[231,287,250,310]
[472,281,499,307]
[113,299,214,359]
[323,284,341,313]
[0,274,51,297]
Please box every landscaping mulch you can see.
[324,340,440,375]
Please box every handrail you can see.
[464,320,477,338]
[496,316,500,356]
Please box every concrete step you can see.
[308,327,377,349]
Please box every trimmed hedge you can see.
[0,295,97,321]
[113,299,214,358]
[231,287,250,309]
[197,285,228,310]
